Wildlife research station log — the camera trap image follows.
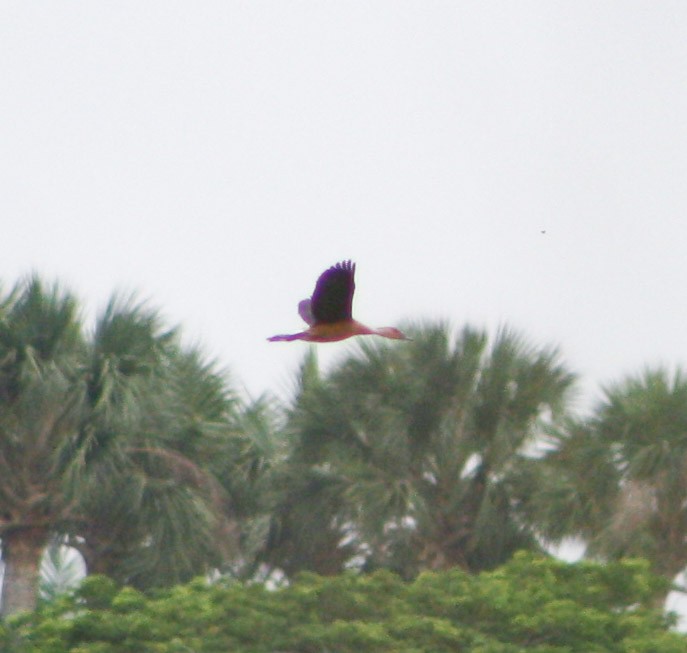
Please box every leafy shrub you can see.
[4,553,684,653]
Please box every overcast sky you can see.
[2,2,686,411]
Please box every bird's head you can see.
[376,326,412,341]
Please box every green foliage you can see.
[0,276,279,615]
[265,323,575,577]
[530,366,687,591]
[4,554,684,653]
[66,297,243,590]
[5,273,687,631]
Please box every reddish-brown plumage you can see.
[268,260,410,343]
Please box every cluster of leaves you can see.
[0,277,279,615]
[262,325,687,607]
[263,325,575,578]
[521,368,687,587]
[2,553,684,653]
[4,275,687,624]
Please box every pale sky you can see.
[2,1,687,620]
[2,2,686,409]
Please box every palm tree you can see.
[0,277,85,616]
[530,367,687,603]
[259,349,356,577]
[264,323,575,578]
[0,278,243,614]
[63,297,241,590]
[211,393,288,580]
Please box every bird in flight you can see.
[268,260,410,343]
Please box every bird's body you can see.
[268,260,409,343]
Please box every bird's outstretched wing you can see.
[309,260,356,324]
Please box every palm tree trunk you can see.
[1,526,49,616]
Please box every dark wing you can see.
[309,260,356,323]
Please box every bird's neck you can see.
[372,326,396,338]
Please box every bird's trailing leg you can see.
[267,331,308,342]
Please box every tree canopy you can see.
[264,324,575,578]
[524,367,687,602]
[3,274,687,627]
[0,277,274,615]
[3,553,683,653]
